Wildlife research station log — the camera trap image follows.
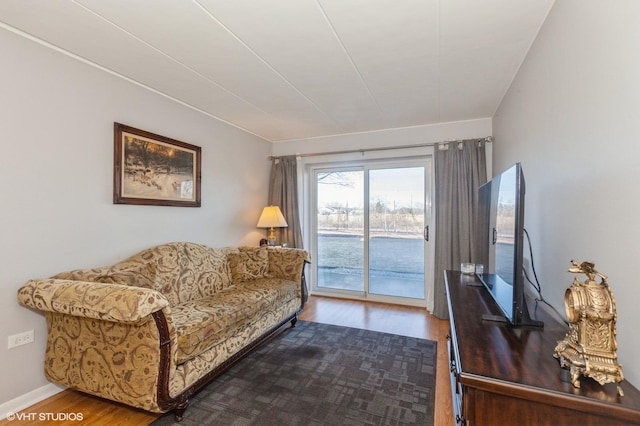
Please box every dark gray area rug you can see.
[152,321,436,426]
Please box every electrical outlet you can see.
[8,330,34,349]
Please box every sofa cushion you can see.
[114,243,236,306]
[228,247,269,281]
[53,267,112,282]
[94,263,158,290]
[171,277,298,364]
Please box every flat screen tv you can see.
[477,163,543,328]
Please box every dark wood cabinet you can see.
[445,270,640,425]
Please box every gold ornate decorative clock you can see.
[554,260,624,396]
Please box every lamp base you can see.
[267,228,277,246]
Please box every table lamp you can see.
[257,205,288,246]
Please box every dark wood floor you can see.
[1,295,453,426]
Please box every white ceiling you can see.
[0,0,554,142]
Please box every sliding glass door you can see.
[312,159,432,304]
[368,166,426,299]
[316,169,365,292]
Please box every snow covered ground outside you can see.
[122,170,194,200]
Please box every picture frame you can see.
[113,123,201,207]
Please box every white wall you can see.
[0,28,271,406]
[272,118,492,157]
[494,0,640,386]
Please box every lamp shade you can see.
[256,206,288,228]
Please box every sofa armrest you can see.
[18,279,169,323]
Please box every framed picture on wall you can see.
[113,123,201,207]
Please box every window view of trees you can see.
[316,170,425,237]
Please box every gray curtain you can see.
[432,139,487,319]
[268,156,304,248]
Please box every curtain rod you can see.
[269,136,492,160]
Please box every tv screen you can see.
[477,163,542,328]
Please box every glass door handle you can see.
[424,226,429,242]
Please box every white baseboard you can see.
[0,383,66,420]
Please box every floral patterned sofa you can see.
[17,242,310,420]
